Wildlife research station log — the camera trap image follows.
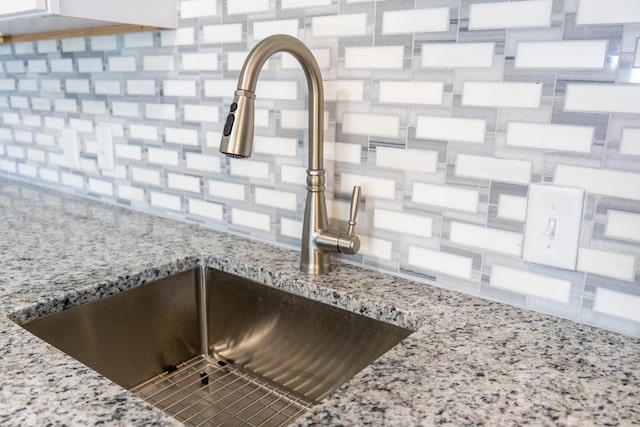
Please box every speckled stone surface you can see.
[1,178,639,426]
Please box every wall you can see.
[1,0,640,337]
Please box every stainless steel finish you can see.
[22,268,411,426]
[218,34,362,275]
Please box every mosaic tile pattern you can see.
[1,0,640,336]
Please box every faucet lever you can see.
[347,186,361,236]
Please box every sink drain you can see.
[131,356,313,427]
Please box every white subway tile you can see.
[6,146,25,158]
[204,79,236,98]
[95,80,121,95]
[376,147,438,173]
[281,165,306,185]
[506,122,594,153]
[19,79,38,91]
[32,98,51,111]
[148,148,179,166]
[10,96,28,109]
[230,159,269,179]
[168,173,201,193]
[145,103,176,121]
[594,288,640,322]
[132,167,161,185]
[54,99,77,113]
[565,84,640,114]
[18,163,37,178]
[450,221,523,256]
[228,0,269,15]
[408,246,473,279]
[280,217,302,238]
[2,113,19,125]
[164,128,198,146]
[416,116,485,143]
[209,180,245,201]
[40,168,59,183]
[340,173,395,199]
[620,128,640,156]
[374,209,433,238]
[163,80,196,97]
[143,55,174,71]
[576,0,640,25]
[88,178,113,196]
[606,210,640,243]
[207,131,223,148]
[61,172,85,189]
[325,141,361,164]
[379,81,443,105]
[0,160,16,173]
[227,51,250,71]
[342,112,400,138]
[515,40,607,69]
[282,48,331,70]
[36,133,55,146]
[412,182,479,212]
[555,165,640,201]
[280,109,328,130]
[41,79,61,92]
[23,115,41,128]
[469,0,553,30]
[255,187,297,211]
[50,59,73,73]
[422,43,494,68]
[456,154,532,185]
[77,58,103,73]
[181,0,217,18]
[497,194,528,222]
[118,185,144,202]
[253,19,299,39]
[577,248,636,282]
[312,13,367,37]
[182,53,218,71]
[108,56,136,72]
[27,59,47,73]
[150,192,181,211]
[324,80,364,102]
[490,265,571,304]
[35,40,56,53]
[61,37,85,52]
[161,27,195,46]
[184,105,218,122]
[0,79,15,91]
[254,136,297,157]
[27,148,45,162]
[232,208,270,232]
[359,236,393,261]
[345,46,404,69]
[130,124,158,141]
[124,32,153,48]
[45,117,65,130]
[188,199,223,221]
[282,0,330,8]
[203,23,243,44]
[69,118,92,133]
[256,80,298,100]
[14,130,32,143]
[463,82,542,108]
[186,153,221,173]
[91,35,117,51]
[127,79,156,96]
[114,144,141,160]
[382,7,449,34]
[112,101,139,117]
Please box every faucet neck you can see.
[237,35,325,171]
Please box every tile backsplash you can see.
[1,0,640,337]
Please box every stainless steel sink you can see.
[22,267,411,426]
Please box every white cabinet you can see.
[0,0,176,41]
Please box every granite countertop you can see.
[0,178,638,426]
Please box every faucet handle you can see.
[347,185,361,236]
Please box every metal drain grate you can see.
[130,356,314,427]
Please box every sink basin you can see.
[22,267,411,426]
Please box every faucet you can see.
[219,34,361,275]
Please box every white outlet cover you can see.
[522,184,584,270]
[96,126,115,171]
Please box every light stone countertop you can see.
[1,178,638,426]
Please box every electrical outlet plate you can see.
[522,184,584,270]
[96,126,114,171]
[61,128,80,169]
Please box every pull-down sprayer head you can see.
[219,89,255,159]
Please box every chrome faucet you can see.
[219,34,361,275]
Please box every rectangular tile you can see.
[345,46,404,69]
[204,79,236,97]
[161,27,195,47]
[282,48,331,70]
[497,194,528,222]
[183,105,218,122]
[61,172,85,189]
[91,35,117,51]
[359,235,393,261]
[117,185,144,202]
[280,217,302,239]
[186,153,221,173]
[605,210,640,242]
[342,112,399,138]
[593,288,640,322]
[165,127,198,146]
[469,0,553,30]
[150,191,181,211]
[422,43,494,68]
[374,208,433,238]
[228,0,269,15]
[229,159,269,179]
[408,246,473,279]
[281,165,306,185]
[65,79,90,94]
[95,80,121,95]
[127,79,155,96]
[145,103,176,121]
[203,23,243,44]
[340,173,395,199]
[620,128,640,156]
[577,248,636,282]
[77,58,103,73]
[163,80,196,97]
[187,199,223,221]
[450,221,523,256]
[231,208,270,232]
[565,84,640,114]
[182,53,218,71]
[88,178,113,196]
[209,180,245,201]
[254,136,297,157]
[54,99,77,113]
[114,144,141,160]
[112,102,139,117]
[280,109,329,130]
[253,19,299,39]
[181,0,217,19]
[40,168,59,183]
[143,55,174,71]
[506,122,594,153]
[282,0,330,8]
[130,124,158,141]
[462,82,542,108]
[325,141,361,164]
[554,165,640,200]
[312,13,367,37]
[255,80,298,100]
[416,116,486,143]
[382,7,449,34]
[124,32,153,48]
[168,173,201,193]
[412,182,479,212]
[148,148,179,166]
[324,80,364,102]
[255,187,297,211]
[490,265,571,304]
[455,154,532,185]
[132,167,161,185]
[515,40,607,69]
[376,147,438,173]
[108,56,136,72]
[576,0,640,25]
[379,81,443,105]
